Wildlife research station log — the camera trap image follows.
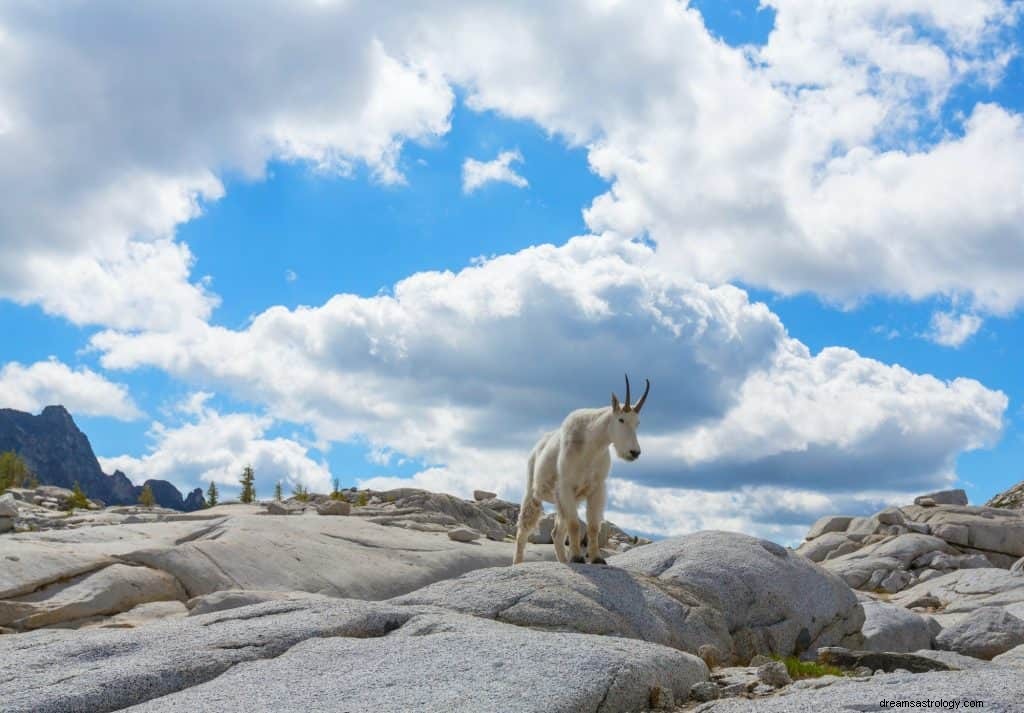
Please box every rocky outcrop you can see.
[609,531,865,661]
[796,498,1024,595]
[0,598,709,713]
[860,599,934,652]
[0,405,202,511]
[933,606,1024,660]
[392,561,734,657]
[988,479,1024,510]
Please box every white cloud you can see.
[928,310,984,347]
[98,394,331,493]
[92,237,1006,537]
[462,149,528,193]
[0,359,142,420]
[2,0,1022,329]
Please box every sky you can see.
[1,0,1022,544]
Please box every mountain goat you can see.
[513,375,650,565]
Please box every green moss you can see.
[773,656,845,679]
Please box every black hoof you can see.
[590,557,607,565]
[570,555,586,564]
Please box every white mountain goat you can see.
[514,375,650,565]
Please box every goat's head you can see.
[610,374,650,462]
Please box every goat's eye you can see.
[618,418,624,423]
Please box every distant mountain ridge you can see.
[0,405,204,511]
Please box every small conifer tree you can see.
[138,483,156,507]
[274,480,283,501]
[68,481,91,509]
[239,465,256,504]
[0,450,31,492]
[292,483,310,502]
[206,480,219,508]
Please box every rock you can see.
[692,667,1024,711]
[911,648,993,670]
[891,568,1024,626]
[992,643,1024,668]
[817,647,953,673]
[0,598,709,713]
[805,516,854,540]
[0,492,19,517]
[879,569,913,593]
[932,523,970,547]
[915,489,968,507]
[823,533,957,590]
[0,516,11,533]
[901,504,1024,558]
[392,561,733,657]
[265,500,299,515]
[690,680,720,702]
[904,593,942,610]
[187,590,329,616]
[877,508,906,526]
[0,563,186,630]
[934,606,1024,660]
[756,661,792,687]
[748,654,773,667]
[648,685,674,710]
[795,532,854,562]
[447,526,482,542]
[917,497,937,507]
[118,512,550,600]
[316,500,351,516]
[1012,557,1024,576]
[699,643,724,668]
[609,531,865,660]
[986,480,1024,509]
[472,490,496,501]
[528,512,556,544]
[860,599,934,653]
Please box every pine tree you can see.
[330,477,342,500]
[239,465,256,504]
[0,450,31,493]
[274,481,283,501]
[206,481,219,508]
[68,481,91,509]
[138,483,155,507]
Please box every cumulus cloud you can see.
[92,237,1007,536]
[98,393,331,492]
[462,149,528,193]
[2,0,1022,329]
[928,310,984,347]
[0,359,142,420]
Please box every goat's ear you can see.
[611,393,621,413]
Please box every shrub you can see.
[67,481,91,510]
[292,484,310,502]
[355,491,369,507]
[773,656,844,679]
[0,451,32,493]
[138,484,156,507]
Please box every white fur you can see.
[513,401,642,565]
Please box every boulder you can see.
[756,661,791,688]
[392,561,733,657]
[447,527,482,542]
[934,606,1024,660]
[992,643,1024,668]
[0,492,19,517]
[1013,557,1024,576]
[817,647,953,673]
[0,598,708,713]
[0,563,186,630]
[186,589,329,616]
[0,516,12,533]
[795,532,853,563]
[473,490,497,501]
[528,512,556,544]
[915,489,968,507]
[805,516,853,540]
[900,504,1024,558]
[316,500,351,516]
[860,599,933,653]
[609,531,865,661]
[891,568,1024,626]
[265,500,300,515]
[822,533,956,591]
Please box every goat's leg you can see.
[514,495,543,565]
[551,515,567,563]
[556,493,584,563]
[585,485,607,565]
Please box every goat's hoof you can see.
[590,557,607,565]
[570,555,586,564]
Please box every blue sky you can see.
[1,1,1022,541]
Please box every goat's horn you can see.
[634,378,651,413]
[623,374,632,412]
